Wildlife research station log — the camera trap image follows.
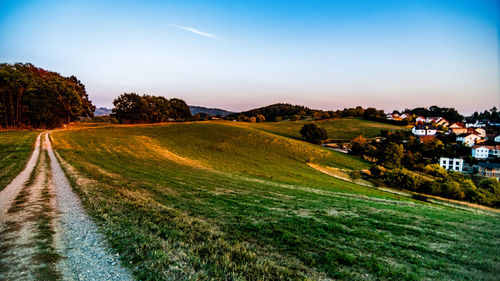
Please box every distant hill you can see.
[227,103,313,121]
[94,107,112,116]
[189,106,233,117]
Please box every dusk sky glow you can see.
[1,0,499,114]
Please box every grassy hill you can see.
[227,117,407,140]
[0,131,38,191]
[51,122,499,280]
[189,105,234,117]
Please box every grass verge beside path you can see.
[0,131,39,191]
[52,123,499,280]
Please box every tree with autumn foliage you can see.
[0,63,95,128]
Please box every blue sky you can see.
[1,0,498,114]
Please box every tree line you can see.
[0,63,95,128]
[112,93,191,124]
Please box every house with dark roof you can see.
[477,162,500,179]
[411,125,437,136]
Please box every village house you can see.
[415,116,426,124]
[449,123,468,135]
[386,113,402,121]
[466,121,486,128]
[435,118,449,127]
[495,135,500,143]
[439,157,464,172]
[425,117,449,127]
[472,145,500,159]
[471,128,486,137]
[477,162,500,180]
[456,133,482,147]
[425,117,438,123]
[399,113,408,119]
[411,124,437,136]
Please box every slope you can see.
[51,122,499,281]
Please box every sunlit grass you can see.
[0,131,38,191]
[52,122,499,280]
[224,117,408,140]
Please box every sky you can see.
[0,0,499,114]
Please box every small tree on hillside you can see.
[300,124,328,144]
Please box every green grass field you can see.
[51,121,500,280]
[0,131,38,191]
[225,117,407,140]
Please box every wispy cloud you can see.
[167,23,223,41]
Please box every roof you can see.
[449,122,464,128]
[472,145,500,150]
[457,133,480,138]
[414,125,436,130]
[478,162,500,168]
[418,135,436,142]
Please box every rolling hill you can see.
[189,105,234,117]
[49,121,500,280]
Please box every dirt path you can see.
[0,133,133,281]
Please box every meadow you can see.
[50,121,500,280]
[226,117,407,140]
[0,130,38,191]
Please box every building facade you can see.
[439,157,464,172]
[477,163,500,180]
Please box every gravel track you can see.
[45,133,134,281]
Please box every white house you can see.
[449,123,462,129]
[415,116,426,123]
[412,125,437,136]
[472,145,500,159]
[456,134,482,147]
[400,113,408,119]
[495,135,500,143]
[439,157,464,172]
[472,146,491,159]
[466,121,486,128]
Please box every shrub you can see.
[384,169,418,191]
[440,181,465,200]
[300,124,328,144]
[349,170,361,180]
[369,164,383,177]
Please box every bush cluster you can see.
[374,164,500,207]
